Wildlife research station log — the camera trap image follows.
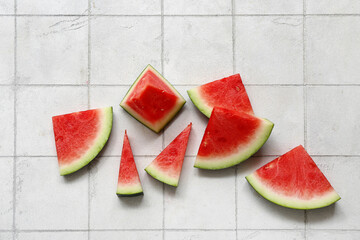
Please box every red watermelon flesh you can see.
[52,107,113,175]
[145,123,192,187]
[117,131,143,196]
[121,65,186,133]
[194,107,273,170]
[246,145,341,209]
[187,74,253,117]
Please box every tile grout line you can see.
[160,1,165,239]
[87,1,91,239]
[231,0,238,239]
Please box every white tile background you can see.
[0,0,360,239]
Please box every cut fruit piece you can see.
[145,123,192,187]
[246,145,341,209]
[120,65,186,133]
[117,131,143,197]
[194,107,273,170]
[52,107,113,176]
[187,74,253,118]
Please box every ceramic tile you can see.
[164,157,235,229]
[307,157,360,230]
[237,230,304,240]
[235,0,303,14]
[235,16,303,84]
[16,232,88,240]
[15,157,88,230]
[165,230,236,240]
[91,17,161,85]
[90,0,161,15]
[164,0,231,15]
[306,17,360,84]
[90,231,162,240]
[0,233,12,240]
[0,0,14,14]
[16,86,88,156]
[237,157,305,229]
[89,157,163,229]
[307,230,360,240]
[163,86,208,156]
[307,86,360,155]
[246,86,304,156]
[0,17,14,84]
[89,86,163,156]
[306,1,360,14]
[0,158,13,230]
[17,0,88,14]
[17,17,88,85]
[163,17,233,85]
[0,87,14,156]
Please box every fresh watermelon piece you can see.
[246,146,341,209]
[52,107,113,175]
[117,131,143,197]
[145,123,192,187]
[120,65,186,133]
[187,74,253,118]
[194,107,273,170]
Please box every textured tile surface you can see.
[16,86,88,156]
[235,0,303,14]
[90,157,163,229]
[16,232,88,240]
[0,0,14,14]
[306,17,360,84]
[306,1,360,14]
[164,17,233,85]
[164,157,236,229]
[164,0,231,15]
[235,16,303,84]
[165,230,236,240]
[16,157,88,230]
[90,0,161,15]
[0,158,13,230]
[237,230,304,240]
[307,230,360,240]
[17,17,88,85]
[0,233,12,240]
[91,17,161,85]
[0,87,14,156]
[89,86,163,156]
[17,0,88,14]
[307,86,360,155]
[91,231,162,240]
[0,17,14,84]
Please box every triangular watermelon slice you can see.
[246,146,341,209]
[117,131,143,197]
[52,107,113,175]
[194,107,273,170]
[120,65,186,133]
[187,74,253,118]
[145,123,192,187]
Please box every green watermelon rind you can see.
[59,107,113,176]
[145,164,179,187]
[245,173,341,210]
[116,183,144,197]
[187,87,212,118]
[120,65,186,133]
[194,119,274,170]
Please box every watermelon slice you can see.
[52,107,113,176]
[120,65,186,133]
[187,74,253,118]
[117,131,143,197]
[246,145,341,209]
[194,107,273,170]
[145,123,192,187]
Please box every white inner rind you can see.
[145,164,179,187]
[59,107,113,176]
[120,65,186,133]
[246,173,341,209]
[117,183,143,195]
[187,87,212,118]
[194,118,274,170]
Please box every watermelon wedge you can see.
[246,146,341,209]
[194,107,273,170]
[120,65,186,133]
[187,74,253,118]
[52,107,113,176]
[117,131,143,197]
[145,123,192,187]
